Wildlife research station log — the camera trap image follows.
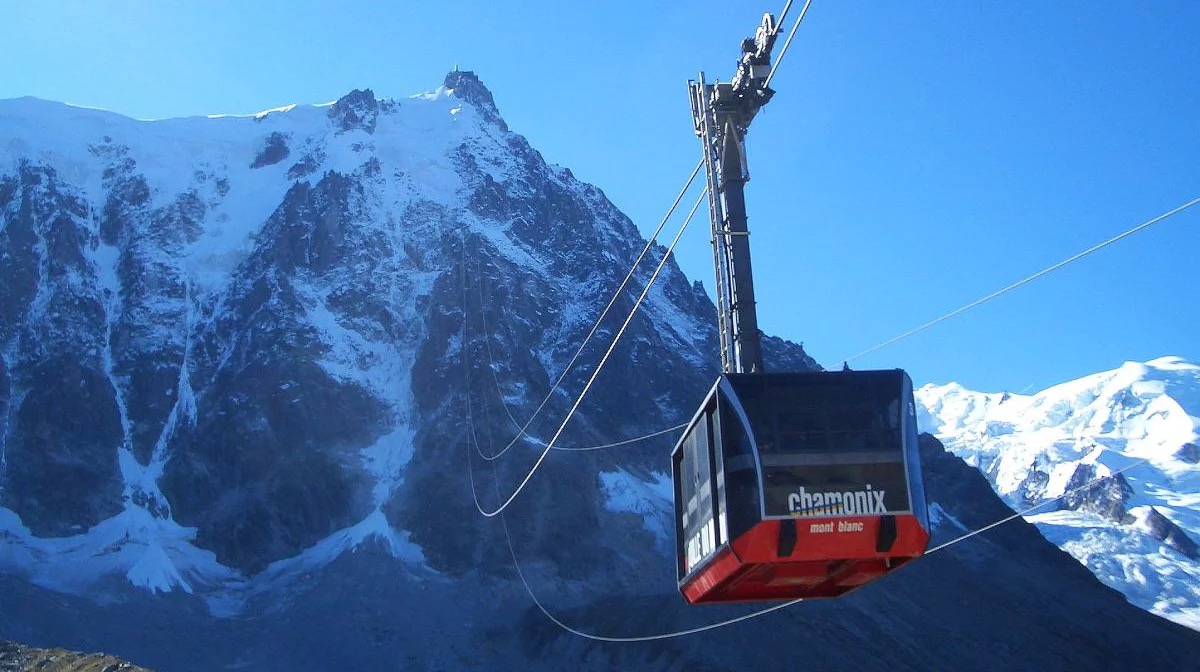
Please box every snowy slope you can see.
[0,73,729,608]
[917,356,1200,630]
[0,86,481,598]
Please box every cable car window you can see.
[716,392,760,541]
[727,372,915,518]
[677,419,716,575]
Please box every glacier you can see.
[917,356,1200,629]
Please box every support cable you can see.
[842,196,1200,364]
[462,227,495,518]
[776,0,795,26]
[765,0,813,87]
[475,273,687,456]
[475,161,704,462]
[499,507,802,642]
[549,423,689,452]
[463,214,802,639]
[472,190,708,518]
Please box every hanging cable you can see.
[462,227,495,517]
[776,0,795,26]
[472,190,708,518]
[475,272,687,457]
[765,0,813,87]
[463,218,804,640]
[476,273,530,436]
[500,507,803,642]
[474,161,705,461]
[842,196,1200,364]
[549,423,688,452]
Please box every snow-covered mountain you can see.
[917,356,1200,630]
[0,69,751,601]
[1,73,1198,670]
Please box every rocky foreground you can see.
[0,640,152,672]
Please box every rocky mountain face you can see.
[0,71,749,584]
[917,357,1200,630]
[1,74,1198,670]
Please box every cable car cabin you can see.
[671,370,930,604]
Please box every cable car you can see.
[671,370,930,604]
[672,11,929,603]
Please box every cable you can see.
[842,196,1200,364]
[550,423,688,452]
[473,161,704,461]
[500,506,803,642]
[462,227,496,518]
[484,383,809,643]
[473,190,708,518]
[926,455,1152,555]
[765,0,813,88]
[474,272,687,457]
[464,220,803,640]
[476,274,528,436]
[776,0,795,26]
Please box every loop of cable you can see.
[471,190,708,518]
[474,269,687,456]
[472,162,704,462]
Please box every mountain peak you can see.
[443,70,507,131]
[328,88,380,133]
[443,70,492,107]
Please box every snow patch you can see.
[929,501,967,532]
[127,543,191,593]
[361,425,417,507]
[0,505,238,596]
[599,468,673,546]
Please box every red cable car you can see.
[671,371,930,604]
[673,11,929,603]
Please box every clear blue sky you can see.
[2,1,1197,393]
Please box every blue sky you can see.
[2,1,1197,393]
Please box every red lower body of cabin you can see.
[681,514,929,604]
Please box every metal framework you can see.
[689,13,780,375]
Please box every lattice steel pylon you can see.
[689,12,781,375]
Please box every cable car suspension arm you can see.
[690,10,784,374]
